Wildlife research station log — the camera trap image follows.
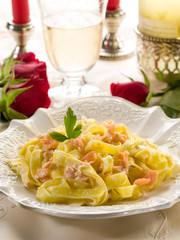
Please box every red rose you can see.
[14,52,49,84]
[8,52,51,117]
[111,82,149,105]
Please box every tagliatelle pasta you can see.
[8,117,177,206]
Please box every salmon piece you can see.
[104,132,127,144]
[81,151,98,163]
[43,150,53,161]
[42,161,54,170]
[112,151,130,174]
[64,166,76,179]
[134,170,158,189]
[119,151,130,173]
[112,165,122,173]
[35,161,54,183]
[35,168,51,183]
[38,134,58,151]
[134,178,151,186]
[104,132,113,143]
[102,120,127,144]
[42,138,58,151]
[103,120,116,131]
[64,164,88,182]
[68,137,85,152]
[117,133,128,144]
[122,151,130,168]
[75,174,88,182]
[73,163,89,181]
[142,170,158,189]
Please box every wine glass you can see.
[38,0,108,106]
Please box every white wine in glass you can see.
[38,0,108,104]
[43,11,103,74]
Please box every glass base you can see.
[48,84,110,109]
[100,39,135,59]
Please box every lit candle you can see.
[107,0,120,11]
[11,0,30,24]
[139,0,180,39]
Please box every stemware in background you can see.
[38,0,108,106]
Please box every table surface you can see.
[0,1,180,240]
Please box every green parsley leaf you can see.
[50,107,82,142]
[49,132,68,142]
[64,107,77,138]
[73,124,82,132]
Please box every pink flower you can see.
[8,52,51,117]
[111,82,149,105]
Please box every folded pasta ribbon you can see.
[36,150,108,206]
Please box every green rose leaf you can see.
[161,105,180,118]
[6,107,27,120]
[160,87,180,118]
[0,98,7,114]
[160,87,180,111]
[6,86,32,106]
[140,69,150,90]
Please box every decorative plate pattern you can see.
[0,96,180,219]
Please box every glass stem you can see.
[62,75,86,97]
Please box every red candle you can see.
[11,0,30,24]
[107,0,120,10]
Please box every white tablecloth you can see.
[0,1,180,239]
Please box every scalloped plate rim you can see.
[6,96,180,129]
[0,188,180,219]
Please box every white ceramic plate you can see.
[0,96,180,219]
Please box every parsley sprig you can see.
[50,107,82,142]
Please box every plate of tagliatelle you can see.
[0,96,180,219]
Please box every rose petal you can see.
[110,83,117,95]
[110,82,149,105]
[111,83,124,96]
[14,61,47,80]
[9,75,50,93]
[10,87,51,117]
[15,52,38,62]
